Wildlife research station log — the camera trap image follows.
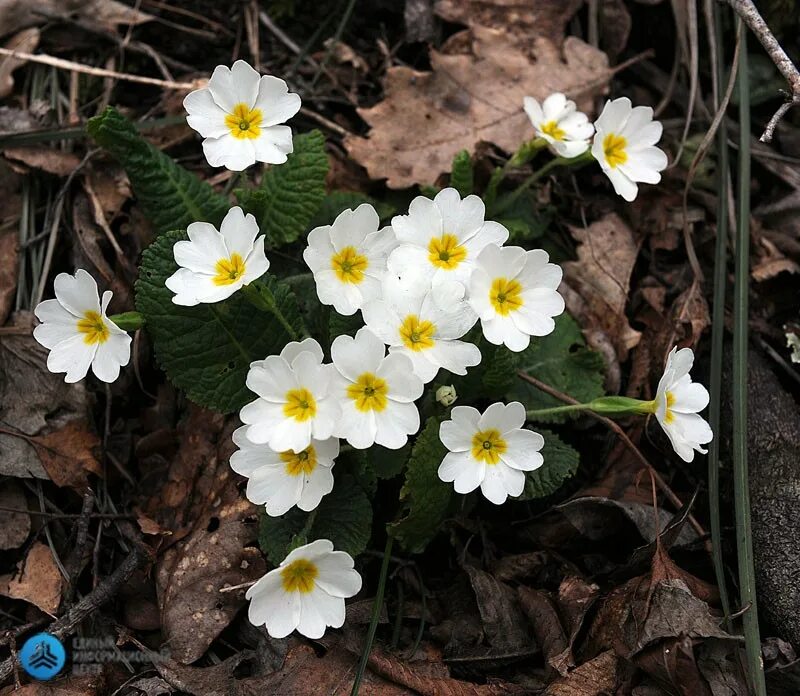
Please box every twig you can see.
[727,0,800,141]
[0,47,195,90]
[0,543,148,683]
[517,371,708,542]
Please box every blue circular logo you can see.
[19,633,65,680]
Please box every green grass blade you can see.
[734,28,767,696]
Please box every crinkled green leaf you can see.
[495,191,553,243]
[258,473,372,564]
[368,443,411,480]
[450,150,474,197]
[520,428,579,500]
[135,230,304,413]
[390,417,452,553]
[447,335,519,401]
[328,309,363,342]
[508,313,605,423]
[308,191,396,229]
[235,130,329,246]
[87,107,229,234]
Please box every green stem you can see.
[108,311,145,331]
[526,403,589,419]
[497,150,594,213]
[733,31,768,696]
[241,283,300,341]
[351,535,394,696]
[526,396,656,420]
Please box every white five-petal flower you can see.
[302,204,396,316]
[230,426,338,516]
[330,328,423,449]
[240,338,340,453]
[246,539,361,639]
[469,245,564,352]
[438,402,544,505]
[165,206,270,306]
[388,188,509,290]
[523,93,594,158]
[362,276,480,384]
[184,59,301,171]
[654,347,713,463]
[591,97,668,202]
[33,269,131,384]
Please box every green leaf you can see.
[235,130,329,246]
[519,428,579,500]
[135,230,304,413]
[328,309,363,342]
[258,473,372,564]
[508,313,605,423]
[368,443,411,480]
[494,191,553,243]
[308,191,395,229]
[87,107,229,235]
[450,150,474,197]
[447,335,519,401]
[390,417,452,553]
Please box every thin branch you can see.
[727,0,800,141]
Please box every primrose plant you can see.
[33,60,711,640]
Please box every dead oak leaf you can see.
[345,27,609,188]
[564,213,642,362]
[0,541,62,614]
[543,650,620,696]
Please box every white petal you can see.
[314,553,362,597]
[439,418,473,453]
[438,451,483,493]
[219,206,258,257]
[426,339,481,376]
[377,353,424,402]
[208,60,260,112]
[247,572,300,638]
[373,401,419,449]
[480,463,524,504]
[46,334,96,383]
[253,75,301,126]
[91,333,131,382]
[479,401,525,432]
[184,87,229,138]
[246,356,297,401]
[337,401,378,449]
[202,134,255,171]
[331,329,385,382]
[297,466,335,512]
[296,590,345,638]
[280,338,324,365]
[501,429,545,471]
[53,269,100,317]
[252,125,294,164]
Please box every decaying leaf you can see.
[564,213,642,362]
[543,650,621,696]
[0,227,18,325]
[0,541,63,614]
[0,0,153,38]
[3,146,82,177]
[434,0,584,49]
[0,480,29,550]
[0,28,39,98]
[346,26,609,188]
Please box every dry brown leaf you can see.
[752,236,800,281]
[0,0,153,39]
[0,226,17,325]
[434,0,584,49]
[0,541,62,614]
[0,28,39,98]
[3,146,82,176]
[0,333,90,479]
[564,213,642,362]
[543,650,621,696]
[345,26,609,188]
[0,674,101,696]
[0,480,29,550]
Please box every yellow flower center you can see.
[471,428,507,465]
[331,246,368,284]
[347,372,388,412]
[281,445,317,477]
[428,233,467,270]
[280,558,318,594]
[399,315,436,352]
[489,277,524,316]
[76,310,110,345]
[212,253,246,286]
[283,387,317,421]
[540,120,566,141]
[602,133,628,168]
[224,102,263,140]
[664,391,676,425]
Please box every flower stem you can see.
[108,311,145,331]
[526,396,655,420]
[241,282,300,341]
[351,534,394,696]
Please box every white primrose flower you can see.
[523,93,594,158]
[33,269,131,384]
[246,539,361,639]
[330,327,424,449]
[438,402,544,505]
[388,187,509,289]
[469,244,564,352]
[230,426,338,516]
[362,276,480,384]
[240,338,340,453]
[165,206,269,306]
[591,97,668,202]
[184,59,301,171]
[654,347,713,463]
[302,204,396,316]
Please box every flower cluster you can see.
[28,60,712,644]
[524,93,668,201]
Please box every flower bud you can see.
[436,385,457,407]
